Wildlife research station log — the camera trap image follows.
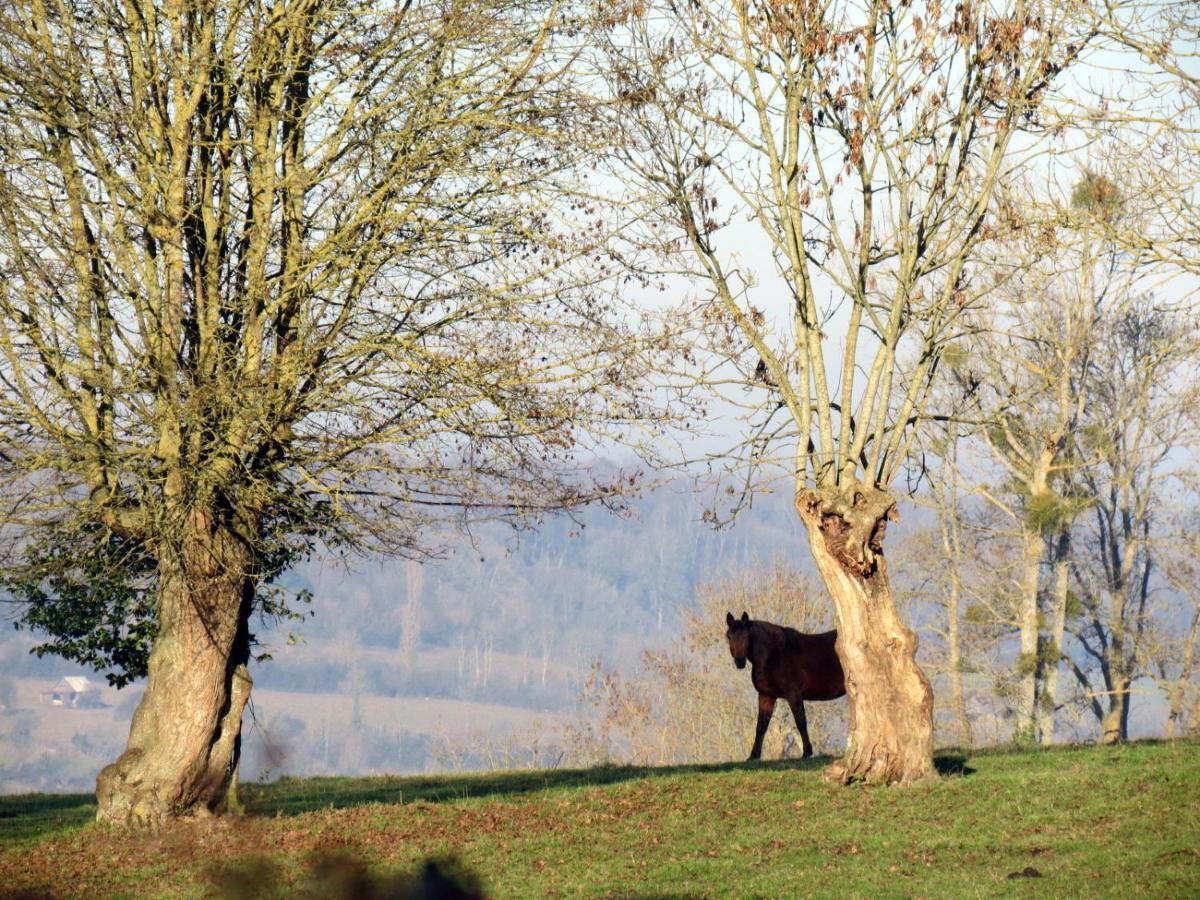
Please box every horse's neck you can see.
[748,621,780,662]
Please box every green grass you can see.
[2,740,1198,898]
[0,791,96,845]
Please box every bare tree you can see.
[934,161,1198,745]
[947,175,1138,743]
[1078,2,1199,275]
[0,0,673,827]
[1143,503,1200,738]
[600,0,1086,782]
[1066,299,1198,742]
[1067,0,1200,743]
[895,431,976,748]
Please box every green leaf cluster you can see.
[5,495,337,686]
[4,525,156,687]
[1024,489,1090,535]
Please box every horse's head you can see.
[725,611,751,669]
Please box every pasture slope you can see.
[1,739,1197,898]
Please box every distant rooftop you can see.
[58,676,97,693]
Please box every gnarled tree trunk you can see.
[96,509,254,829]
[796,484,934,785]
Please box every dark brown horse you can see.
[725,611,846,760]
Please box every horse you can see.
[724,610,846,760]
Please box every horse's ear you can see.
[726,611,735,627]
[741,611,750,624]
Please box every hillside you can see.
[2,739,1197,897]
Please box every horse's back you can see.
[778,626,845,701]
[779,625,836,648]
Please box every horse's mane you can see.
[751,618,836,649]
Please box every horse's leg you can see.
[788,699,813,758]
[750,694,776,761]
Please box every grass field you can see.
[1,739,1198,898]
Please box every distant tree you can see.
[0,0,673,827]
[945,175,1134,743]
[895,434,978,749]
[1155,511,1200,737]
[1083,0,1199,275]
[932,166,1199,745]
[1066,3,1200,742]
[1065,299,1198,743]
[600,0,1087,783]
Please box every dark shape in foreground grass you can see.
[213,853,484,900]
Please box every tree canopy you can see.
[0,0,678,826]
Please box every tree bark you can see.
[1166,606,1199,736]
[1014,453,1055,743]
[1015,532,1043,743]
[1099,585,1132,744]
[946,565,972,748]
[1040,529,1071,744]
[1100,672,1132,744]
[96,509,254,828]
[796,485,934,785]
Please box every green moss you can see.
[1071,170,1125,220]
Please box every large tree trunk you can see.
[96,509,254,829]
[796,485,934,785]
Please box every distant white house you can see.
[40,676,103,709]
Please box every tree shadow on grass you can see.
[246,750,992,817]
[0,757,831,840]
[239,754,835,818]
[2,750,979,837]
